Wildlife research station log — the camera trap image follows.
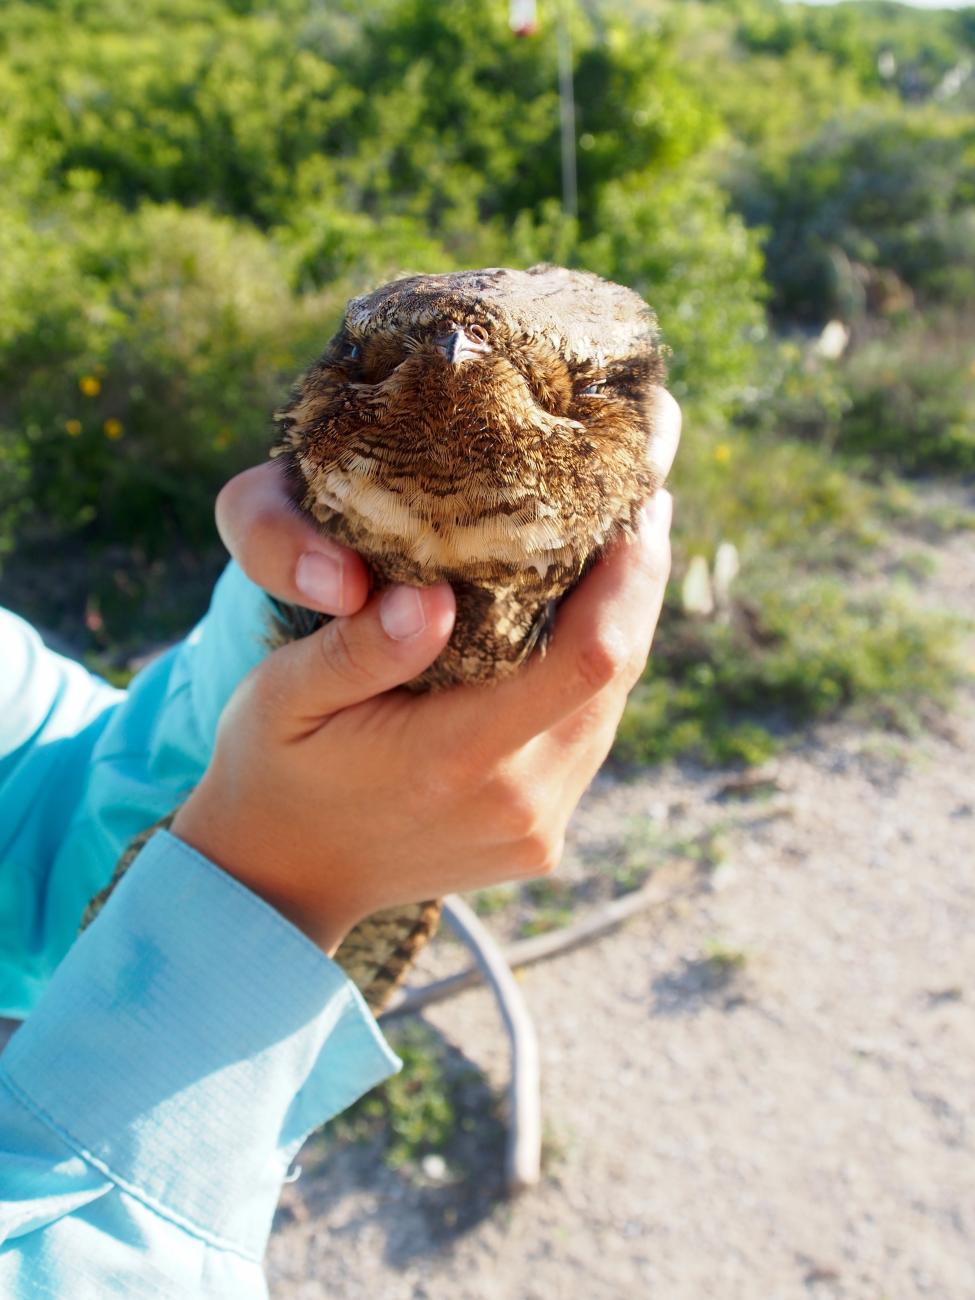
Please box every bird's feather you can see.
[273,264,666,1009]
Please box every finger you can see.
[247,583,456,741]
[215,462,371,615]
[430,490,673,754]
[648,387,682,485]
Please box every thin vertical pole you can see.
[556,1,578,222]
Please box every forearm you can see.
[0,831,398,1297]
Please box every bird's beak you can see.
[434,327,491,366]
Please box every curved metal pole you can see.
[384,871,684,1019]
[441,894,541,1195]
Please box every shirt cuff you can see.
[0,831,399,1260]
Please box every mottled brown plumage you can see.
[274,265,665,683]
[85,264,665,1015]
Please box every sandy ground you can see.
[268,518,974,1300]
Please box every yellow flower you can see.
[714,443,732,464]
[103,418,124,440]
[65,419,83,437]
[79,375,101,397]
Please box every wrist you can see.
[232,882,356,958]
[170,795,360,956]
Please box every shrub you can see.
[737,108,975,322]
[838,323,975,476]
[739,319,975,478]
[616,573,964,768]
[579,168,768,410]
[0,199,341,555]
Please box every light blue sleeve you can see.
[0,607,123,1013]
[0,575,400,1295]
[0,563,278,1017]
[0,830,399,1298]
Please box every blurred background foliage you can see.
[0,0,971,760]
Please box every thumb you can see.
[253,583,456,740]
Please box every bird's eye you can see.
[468,323,490,344]
[342,341,361,361]
[579,381,606,396]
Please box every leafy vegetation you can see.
[617,577,963,767]
[736,109,975,321]
[323,1020,503,1178]
[0,0,970,759]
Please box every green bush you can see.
[0,0,769,573]
[580,167,767,409]
[739,320,975,478]
[617,384,969,767]
[616,575,964,768]
[0,5,359,223]
[671,411,879,565]
[839,325,975,475]
[734,0,974,103]
[737,108,975,322]
[0,199,342,554]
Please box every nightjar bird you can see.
[84,265,666,1015]
[272,264,666,1009]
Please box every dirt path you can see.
[269,521,974,1300]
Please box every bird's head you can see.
[274,265,665,583]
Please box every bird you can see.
[84,265,666,1014]
[271,264,666,1009]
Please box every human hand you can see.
[215,461,371,616]
[175,392,680,954]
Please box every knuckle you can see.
[501,786,543,840]
[501,784,563,872]
[539,832,566,876]
[319,618,361,689]
[513,828,564,879]
[575,627,629,693]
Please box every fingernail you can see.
[380,586,427,640]
[296,551,344,609]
